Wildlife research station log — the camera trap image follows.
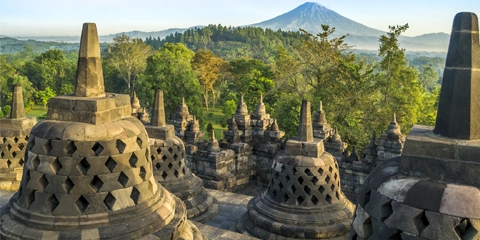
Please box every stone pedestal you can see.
[192,149,237,191]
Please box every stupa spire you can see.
[10,84,26,119]
[74,23,105,97]
[297,100,313,142]
[151,89,166,127]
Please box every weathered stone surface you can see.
[364,189,393,221]
[420,211,462,240]
[439,183,480,219]
[404,180,446,212]
[434,12,480,140]
[384,201,427,236]
[297,100,313,142]
[352,205,372,238]
[75,23,105,97]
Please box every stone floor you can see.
[0,184,266,239]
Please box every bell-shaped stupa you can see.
[146,89,218,223]
[349,12,480,239]
[0,23,202,239]
[0,85,37,191]
[237,100,355,239]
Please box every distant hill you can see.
[3,2,450,52]
[250,2,385,37]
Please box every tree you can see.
[139,43,203,119]
[105,34,153,95]
[418,65,440,92]
[36,86,56,109]
[192,49,226,112]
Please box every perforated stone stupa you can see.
[0,23,202,239]
[237,100,355,239]
[0,85,37,191]
[349,12,480,240]
[145,89,218,223]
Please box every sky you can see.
[1,0,479,37]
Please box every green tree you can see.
[105,34,153,95]
[36,86,56,109]
[139,43,203,119]
[418,65,440,92]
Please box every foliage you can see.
[222,99,237,116]
[139,43,203,119]
[104,34,153,95]
[36,86,56,109]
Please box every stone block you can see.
[384,201,426,235]
[420,211,462,240]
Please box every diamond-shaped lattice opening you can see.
[155,162,161,170]
[168,147,173,154]
[151,155,156,161]
[328,166,333,173]
[51,158,62,173]
[12,151,18,158]
[47,194,60,212]
[334,173,338,180]
[312,176,319,185]
[19,158,24,166]
[290,184,296,193]
[7,144,12,151]
[105,157,117,173]
[156,147,162,154]
[129,153,138,168]
[280,165,285,172]
[118,172,129,187]
[285,175,290,182]
[2,137,6,143]
[273,163,277,169]
[174,170,179,178]
[1,152,5,158]
[139,166,146,181]
[91,176,104,192]
[414,212,429,232]
[177,145,181,152]
[278,182,283,190]
[283,193,289,203]
[14,137,19,143]
[312,195,319,205]
[336,191,340,200]
[65,141,77,156]
[6,160,11,168]
[178,161,182,167]
[182,168,186,175]
[331,184,335,191]
[325,175,331,183]
[173,153,178,160]
[168,162,173,169]
[298,176,304,185]
[92,142,104,156]
[79,158,90,174]
[76,195,89,213]
[130,187,140,204]
[297,195,305,205]
[274,171,279,178]
[272,189,277,198]
[304,168,313,176]
[136,137,143,148]
[104,192,116,210]
[318,168,324,175]
[116,139,126,154]
[19,143,25,150]
[63,177,74,193]
[292,167,297,174]
[39,174,49,189]
[304,186,311,195]
[319,186,325,195]
[161,171,168,180]
[326,194,332,204]
[162,154,168,162]
[25,190,35,208]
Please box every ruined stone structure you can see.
[131,91,141,115]
[237,100,355,239]
[169,97,194,139]
[145,89,218,223]
[0,23,202,239]
[313,101,333,140]
[338,116,405,202]
[349,12,480,239]
[0,85,37,191]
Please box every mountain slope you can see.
[250,2,385,37]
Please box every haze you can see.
[1,0,479,37]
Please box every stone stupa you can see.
[349,12,480,239]
[145,89,218,223]
[0,85,37,191]
[0,23,202,239]
[237,100,355,239]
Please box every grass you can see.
[26,105,48,119]
[202,107,228,140]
